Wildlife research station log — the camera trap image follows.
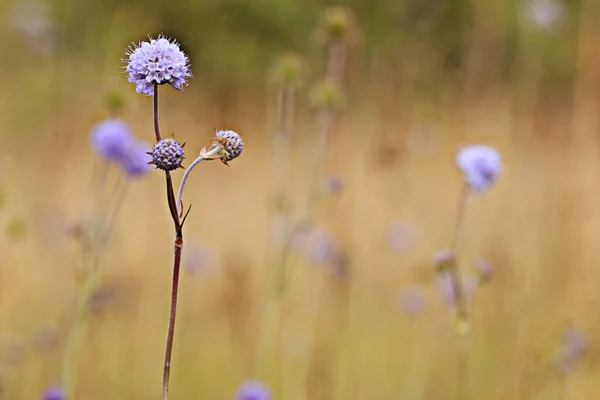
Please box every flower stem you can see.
[153,85,187,400]
[175,146,221,217]
[162,233,183,400]
[153,84,162,142]
[449,183,470,324]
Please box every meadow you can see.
[1,0,600,399]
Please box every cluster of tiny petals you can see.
[151,138,185,171]
[234,380,271,400]
[456,145,502,193]
[124,35,191,96]
[216,130,243,163]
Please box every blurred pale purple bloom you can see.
[124,35,191,96]
[398,286,427,317]
[456,145,502,192]
[523,0,565,31]
[90,119,133,161]
[326,176,344,194]
[11,1,56,54]
[435,273,476,309]
[294,226,337,264]
[42,386,65,400]
[473,258,494,284]
[555,327,589,373]
[433,249,455,273]
[119,140,152,177]
[235,380,271,400]
[183,242,216,276]
[387,221,419,253]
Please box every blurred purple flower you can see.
[42,386,65,400]
[294,226,337,264]
[90,119,133,161]
[433,249,455,273]
[387,221,419,253]
[234,380,271,400]
[398,286,427,317]
[326,176,344,194]
[435,273,476,309]
[523,0,566,31]
[124,35,192,96]
[555,327,589,373]
[119,140,152,178]
[10,1,55,54]
[456,145,502,193]
[473,258,494,284]
[183,242,216,277]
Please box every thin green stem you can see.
[449,183,470,324]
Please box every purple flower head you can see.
[456,145,502,193]
[555,327,589,373]
[234,380,271,400]
[90,119,133,161]
[124,35,191,96]
[42,386,65,400]
[119,140,152,178]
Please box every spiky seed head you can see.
[309,79,346,111]
[318,7,359,45]
[270,53,302,87]
[150,138,185,171]
[215,130,243,165]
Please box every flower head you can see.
[123,35,191,96]
[90,119,133,161]
[150,138,185,171]
[456,145,502,192]
[120,140,153,177]
[234,380,271,400]
[42,386,65,400]
[201,130,244,166]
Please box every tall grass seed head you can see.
[150,137,185,171]
[318,6,359,45]
[456,145,502,193]
[234,380,271,400]
[90,119,133,161]
[123,35,191,96]
[270,53,302,87]
[309,79,346,111]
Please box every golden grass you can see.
[1,82,600,400]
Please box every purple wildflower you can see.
[124,35,191,96]
[90,119,133,161]
[398,286,427,317]
[435,273,476,309]
[234,380,271,400]
[456,145,502,192]
[119,140,152,178]
[42,386,65,400]
[387,221,419,253]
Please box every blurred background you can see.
[2,0,600,399]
